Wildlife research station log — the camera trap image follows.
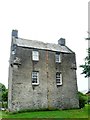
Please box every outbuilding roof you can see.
[13,37,74,53]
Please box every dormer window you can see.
[32,50,39,61]
[55,53,61,63]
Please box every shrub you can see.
[78,92,87,108]
[3,102,8,108]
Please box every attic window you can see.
[56,72,62,85]
[32,50,39,61]
[55,53,61,63]
[32,71,39,85]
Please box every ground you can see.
[0,104,89,119]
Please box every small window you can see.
[32,71,39,85]
[11,44,17,55]
[56,72,62,85]
[12,50,16,55]
[32,50,39,61]
[55,53,61,63]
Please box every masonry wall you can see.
[8,46,79,112]
[88,1,90,90]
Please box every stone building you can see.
[88,1,90,90]
[8,30,79,112]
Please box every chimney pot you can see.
[58,38,65,46]
[12,30,18,38]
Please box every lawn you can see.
[0,104,89,118]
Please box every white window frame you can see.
[12,50,16,55]
[55,53,61,63]
[32,50,39,61]
[32,71,39,85]
[56,72,62,85]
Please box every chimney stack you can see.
[12,30,18,38]
[58,38,65,46]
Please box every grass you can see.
[0,104,89,118]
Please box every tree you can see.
[0,83,8,108]
[80,48,90,77]
[2,89,8,102]
[0,83,6,92]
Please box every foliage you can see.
[0,83,6,92]
[0,83,8,102]
[88,95,90,103]
[0,83,8,108]
[78,92,88,108]
[2,89,8,102]
[86,90,90,103]
[0,102,7,109]
[80,48,90,77]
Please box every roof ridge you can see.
[18,37,58,46]
[14,37,73,53]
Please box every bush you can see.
[78,92,87,108]
[2,102,8,108]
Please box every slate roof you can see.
[13,37,74,53]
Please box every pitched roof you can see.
[13,37,74,53]
[86,90,90,94]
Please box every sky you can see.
[0,0,89,92]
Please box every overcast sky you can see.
[0,0,89,92]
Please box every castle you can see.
[8,30,79,112]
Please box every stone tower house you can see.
[8,30,79,112]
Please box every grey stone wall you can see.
[8,45,79,112]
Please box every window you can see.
[11,44,17,55]
[56,72,62,85]
[32,71,39,85]
[12,50,16,55]
[32,50,39,61]
[55,53,61,63]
